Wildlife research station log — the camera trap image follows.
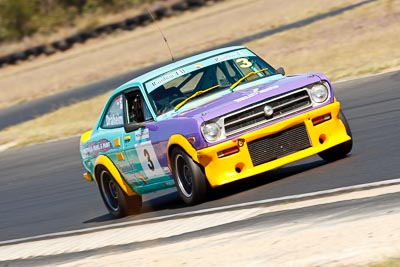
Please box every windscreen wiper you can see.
[175,84,220,111]
[230,68,270,91]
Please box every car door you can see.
[121,88,170,190]
[92,93,133,176]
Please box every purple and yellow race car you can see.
[80,46,352,217]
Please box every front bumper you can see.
[196,101,351,187]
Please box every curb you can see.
[1,178,400,247]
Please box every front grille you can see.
[247,124,311,166]
[224,89,311,136]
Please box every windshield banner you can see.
[146,49,255,92]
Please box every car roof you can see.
[113,45,246,93]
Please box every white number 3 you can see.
[236,58,252,68]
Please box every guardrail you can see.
[0,0,222,68]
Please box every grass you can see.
[0,0,399,149]
[363,258,400,267]
[0,0,158,55]
[0,0,359,109]
[0,92,110,147]
[246,0,400,81]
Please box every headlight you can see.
[201,122,221,142]
[310,83,329,103]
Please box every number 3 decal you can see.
[236,58,252,68]
[143,149,155,171]
[136,141,164,179]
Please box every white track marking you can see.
[0,178,399,261]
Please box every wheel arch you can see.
[94,155,137,196]
[167,134,200,169]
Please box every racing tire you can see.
[65,34,83,45]
[136,13,152,26]
[171,147,207,205]
[51,40,71,52]
[318,111,353,162]
[186,0,206,7]
[98,168,142,218]
[172,2,189,11]
[152,6,168,19]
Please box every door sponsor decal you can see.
[135,128,149,141]
[82,139,113,156]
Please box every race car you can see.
[80,46,352,217]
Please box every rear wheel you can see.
[318,111,353,161]
[171,147,207,205]
[98,168,142,218]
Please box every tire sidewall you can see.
[171,147,206,205]
[97,167,142,218]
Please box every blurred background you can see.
[0,0,399,148]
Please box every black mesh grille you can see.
[224,90,311,136]
[247,124,311,166]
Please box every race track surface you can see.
[0,70,399,242]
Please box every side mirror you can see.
[276,67,285,76]
[124,122,145,133]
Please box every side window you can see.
[101,94,124,128]
[144,102,152,121]
[125,90,153,124]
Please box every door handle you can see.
[124,135,131,141]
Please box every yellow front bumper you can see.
[196,101,351,187]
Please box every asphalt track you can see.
[0,70,399,242]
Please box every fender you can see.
[80,130,93,144]
[94,155,137,196]
[167,134,199,167]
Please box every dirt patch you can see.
[65,213,400,267]
[0,0,382,109]
[247,0,400,80]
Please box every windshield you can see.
[145,48,276,115]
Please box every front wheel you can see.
[318,111,353,161]
[171,147,207,205]
[98,168,142,218]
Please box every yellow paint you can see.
[83,172,93,183]
[167,135,199,167]
[117,152,125,161]
[124,135,131,141]
[196,101,351,188]
[114,137,121,147]
[80,130,92,144]
[94,155,136,196]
